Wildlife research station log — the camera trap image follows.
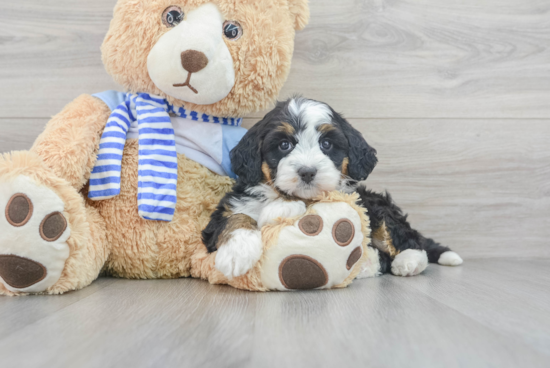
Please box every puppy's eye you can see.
[279,140,293,152]
[320,139,333,151]
[223,21,243,40]
[162,6,184,28]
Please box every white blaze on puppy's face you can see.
[274,99,342,199]
[147,3,235,105]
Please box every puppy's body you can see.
[202,97,462,279]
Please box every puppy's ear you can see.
[333,111,378,181]
[288,0,310,31]
[231,105,282,185]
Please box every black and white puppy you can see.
[202,97,463,279]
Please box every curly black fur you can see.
[356,185,451,265]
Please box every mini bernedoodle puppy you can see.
[202,97,463,279]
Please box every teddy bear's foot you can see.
[260,201,369,291]
[0,175,71,294]
[0,152,110,296]
[390,249,428,277]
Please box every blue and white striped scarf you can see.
[88,93,242,222]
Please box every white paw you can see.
[438,251,463,266]
[215,229,263,279]
[0,176,71,293]
[391,249,428,277]
[257,199,306,228]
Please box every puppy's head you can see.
[231,97,378,198]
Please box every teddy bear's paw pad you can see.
[391,249,428,277]
[5,194,33,227]
[279,255,328,290]
[333,219,355,246]
[261,202,365,291]
[298,215,323,236]
[0,176,71,293]
[346,247,363,270]
[39,212,68,242]
[0,255,46,289]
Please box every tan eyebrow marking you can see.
[276,122,295,135]
[317,124,335,134]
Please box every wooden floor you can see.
[0,259,548,368]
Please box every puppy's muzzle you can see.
[298,167,317,184]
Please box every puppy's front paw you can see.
[258,199,306,228]
[215,229,263,279]
[391,249,428,277]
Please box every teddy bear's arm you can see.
[30,95,112,190]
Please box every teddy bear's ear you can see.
[288,0,310,31]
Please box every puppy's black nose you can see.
[298,167,317,184]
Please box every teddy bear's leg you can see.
[0,152,110,296]
[259,200,373,291]
[0,94,113,295]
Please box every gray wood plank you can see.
[0,0,549,119]
[249,272,549,368]
[400,259,550,356]
[277,0,550,118]
[0,279,256,368]
[0,260,549,368]
[0,278,116,338]
[0,119,47,152]
[0,0,120,119]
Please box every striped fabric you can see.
[88,93,242,222]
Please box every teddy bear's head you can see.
[102,0,309,117]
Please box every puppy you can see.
[202,97,463,279]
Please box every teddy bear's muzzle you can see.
[0,255,47,289]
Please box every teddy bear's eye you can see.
[162,6,184,28]
[223,21,243,41]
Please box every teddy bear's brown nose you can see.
[180,50,209,74]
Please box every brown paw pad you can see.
[347,247,363,270]
[0,255,46,288]
[40,212,67,242]
[333,219,355,246]
[298,215,323,236]
[279,255,328,290]
[5,194,33,227]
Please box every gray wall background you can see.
[1,0,548,259]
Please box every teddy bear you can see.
[0,0,379,295]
